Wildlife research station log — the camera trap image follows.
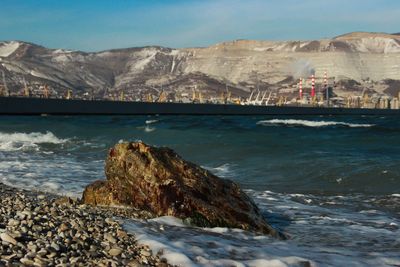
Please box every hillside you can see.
[1,32,400,100]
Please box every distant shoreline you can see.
[1,96,400,116]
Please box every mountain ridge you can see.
[1,32,400,100]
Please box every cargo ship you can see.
[1,96,400,115]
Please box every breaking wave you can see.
[122,189,400,267]
[204,163,236,178]
[257,119,374,128]
[0,131,68,151]
[145,119,159,125]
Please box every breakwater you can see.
[1,96,400,115]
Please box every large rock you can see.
[82,142,283,238]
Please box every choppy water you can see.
[0,115,399,266]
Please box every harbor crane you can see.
[23,77,30,97]
[1,71,10,97]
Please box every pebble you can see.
[104,233,117,244]
[109,247,123,256]
[37,249,47,257]
[117,229,128,239]
[127,259,145,267]
[141,249,152,257]
[58,223,69,233]
[7,219,20,227]
[20,257,35,266]
[27,243,38,252]
[50,242,60,251]
[105,217,115,225]
[34,257,47,267]
[0,232,17,245]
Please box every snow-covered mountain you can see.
[1,32,400,99]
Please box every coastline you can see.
[1,96,400,116]
[0,182,172,267]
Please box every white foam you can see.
[144,126,155,132]
[123,218,315,267]
[257,119,374,128]
[123,220,198,266]
[204,163,235,178]
[148,216,186,227]
[0,157,101,197]
[145,119,159,125]
[0,131,68,151]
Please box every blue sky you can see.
[0,0,399,51]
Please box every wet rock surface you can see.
[83,142,282,237]
[0,183,172,267]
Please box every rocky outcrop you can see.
[82,142,283,238]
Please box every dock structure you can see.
[1,96,400,115]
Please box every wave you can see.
[204,163,235,178]
[0,131,67,151]
[144,126,155,132]
[136,125,156,132]
[257,119,374,128]
[145,119,159,125]
[124,217,314,267]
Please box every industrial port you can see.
[1,69,399,111]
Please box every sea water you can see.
[0,115,399,266]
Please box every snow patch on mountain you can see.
[1,62,26,74]
[130,49,158,71]
[0,41,20,57]
[52,54,71,63]
[53,49,73,54]
[350,37,400,53]
[30,70,53,80]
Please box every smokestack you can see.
[324,71,329,106]
[311,74,315,98]
[299,78,303,99]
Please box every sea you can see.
[0,115,399,267]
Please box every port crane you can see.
[66,89,72,100]
[43,85,50,98]
[23,77,30,97]
[265,91,273,106]
[244,90,255,105]
[221,84,231,104]
[1,71,10,97]
[156,90,168,103]
[119,91,125,101]
[146,93,153,102]
[192,86,203,103]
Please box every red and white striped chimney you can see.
[299,78,303,99]
[311,74,315,98]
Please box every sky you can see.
[0,0,399,51]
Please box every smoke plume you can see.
[289,59,315,79]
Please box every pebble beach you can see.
[0,182,171,267]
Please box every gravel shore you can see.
[0,183,172,267]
